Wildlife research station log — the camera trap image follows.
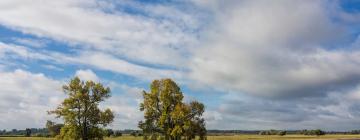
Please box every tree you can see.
[313,129,325,136]
[25,128,31,137]
[139,79,206,140]
[130,131,138,137]
[46,120,64,137]
[302,129,325,136]
[180,101,206,140]
[49,77,114,140]
[105,129,114,137]
[113,131,122,137]
[277,131,286,136]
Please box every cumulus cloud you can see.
[0,69,64,129]
[2,0,360,131]
[0,68,145,130]
[186,1,360,130]
[189,0,360,98]
[102,82,144,129]
[75,69,99,82]
[205,92,360,131]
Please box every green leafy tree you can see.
[302,129,325,136]
[139,79,206,140]
[25,128,31,137]
[113,131,122,137]
[277,131,286,136]
[105,129,114,137]
[313,129,325,136]
[49,77,114,140]
[46,120,64,137]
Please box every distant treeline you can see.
[0,128,48,136]
[207,129,360,135]
[0,128,141,137]
[2,129,360,137]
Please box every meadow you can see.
[1,135,360,140]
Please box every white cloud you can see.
[0,42,52,61]
[205,92,360,131]
[101,82,144,129]
[42,64,64,71]
[0,69,64,129]
[0,68,146,130]
[13,38,47,48]
[75,69,99,82]
[0,0,198,68]
[0,42,182,80]
[1,0,360,130]
[69,52,182,80]
[189,0,360,98]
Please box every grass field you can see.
[1,135,360,140]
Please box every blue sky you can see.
[0,0,360,131]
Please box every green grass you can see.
[1,135,360,140]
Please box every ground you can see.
[1,135,360,140]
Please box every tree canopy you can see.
[46,120,64,137]
[49,77,114,140]
[139,78,206,140]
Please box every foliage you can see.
[25,129,31,137]
[49,77,114,140]
[300,129,325,136]
[105,129,114,137]
[350,130,360,134]
[258,130,286,136]
[0,129,48,137]
[138,79,206,140]
[46,121,64,137]
[277,131,286,136]
[113,131,122,137]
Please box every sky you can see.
[0,0,360,131]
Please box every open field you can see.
[2,135,360,140]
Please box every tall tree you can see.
[139,79,206,140]
[181,101,206,140]
[49,77,114,140]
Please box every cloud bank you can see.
[0,0,360,130]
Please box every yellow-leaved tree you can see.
[49,77,114,140]
[139,79,206,140]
